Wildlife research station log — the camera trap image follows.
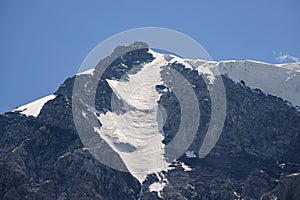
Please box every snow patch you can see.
[77,68,95,76]
[148,172,168,198]
[82,111,88,119]
[185,150,196,158]
[120,63,128,68]
[149,182,164,198]
[233,191,241,198]
[180,162,192,172]
[279,163,286,169]
[287,172,300,177]
[58,152,71,160]
[13,95,56,117]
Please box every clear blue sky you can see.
[1,0,300,113]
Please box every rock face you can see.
[0,95,141,200]
[1,43,300,199]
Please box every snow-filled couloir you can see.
[94,50,170,183]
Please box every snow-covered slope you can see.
[213,60,300,107]
[170,56,300,107]
[13,95,56,117]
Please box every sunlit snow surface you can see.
[95,50,170,183]
[192,60,300,107]
[77,68,95,76]
[165,57,300,107]
[149,172,169,198]
[13,95,56,117]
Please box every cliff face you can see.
[1,44,299,199]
